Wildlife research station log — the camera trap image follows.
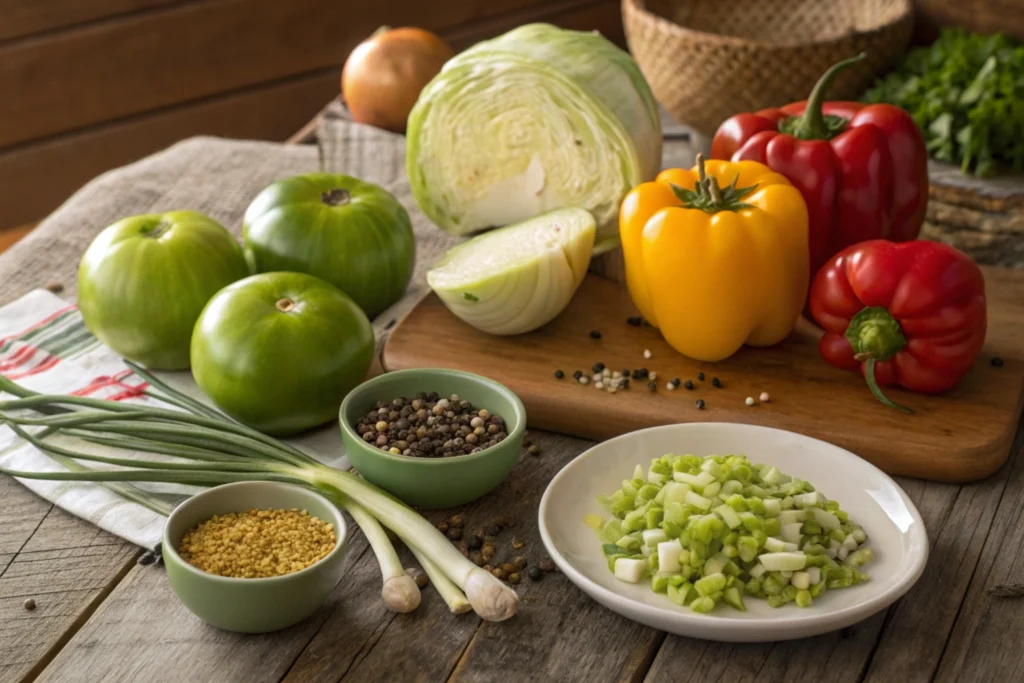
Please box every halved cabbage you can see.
[450,24,662,181]
[407,26,658,254]
[426,208,595,335]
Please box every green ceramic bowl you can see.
[339,368,527,509]
[162,481,349,634]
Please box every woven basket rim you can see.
[622,0,913,50]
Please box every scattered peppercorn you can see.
[579,376,590,385]
[527,566,543,581]
[467,534,483,550]
[589,330,602,339]
[437,520,449,533]
[992,357,1005,368]
[760,392,771,402]
[573,370,583,380]
[647,381,656,392]
[745,396,755,406]
[23,598,36,611]
[711,377,721,387]
[632,368,648,379]
[666,382,676,391]
[355,394,507,458]
[450,515,464,528]
[512,537,525,549]
[514,556,527,570]
[592,362,605,373]
[481,546,496,562]
[492,567,506,579]
[539,558,557,572]
[508,572,522,584]
[554,369,564,379]
[470,551,485,566]
[626,316,643,326]
[486,523,500,536]
[698,372,705,381]
[643,349,652,359]
[528,445,540,456]
[408,567,429,588]
[501,562,517,574]
[178,508,336,578]
[696,399,706,409]
[684,380,694,390]
[44,282,64,294]
[446,527,463,541]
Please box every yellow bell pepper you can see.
[619,155,809,362]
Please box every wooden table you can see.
[3,117,1024,683]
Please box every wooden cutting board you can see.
[382,266,1024,483]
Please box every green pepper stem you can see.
[863,359,914,414]
[790,54,866,140]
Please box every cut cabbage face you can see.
[450,23,662,182]
[426,208,595,335]
[407,51,643,253]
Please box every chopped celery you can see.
[595,453,873,614]
[715,504,743,529]
[723,587,746,611]
[695,572,727,596]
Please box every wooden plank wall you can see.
[0,0,623,232]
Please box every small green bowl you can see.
[162,481,348,633]
[339,368,527,509]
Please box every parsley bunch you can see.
[864,29,1024,177]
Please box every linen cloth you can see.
[0,115,457,550]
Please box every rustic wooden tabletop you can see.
[3,112,1024,683]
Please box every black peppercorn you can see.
[992,357,1005,368]
[696,399,706,409]
[527,566,543,581]
[697,372,705,381]
[592,362,605,373]
[626,316,643,326]
[671,377,681,387]
[684,380,694,390]
[486,523,500,536]
[647,381,656,392]
[467,535,483,550]
[573,370,583,380]
[711,377,721,387]
[589,330,602,339]
[554,369,564,379]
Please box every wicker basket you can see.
[622,0,913,135]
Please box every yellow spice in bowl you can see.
[179,508,337,578]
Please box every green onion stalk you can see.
[0,368,517,621]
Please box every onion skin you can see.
[342,27,454,133]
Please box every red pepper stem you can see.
[863,358,914,414]
[791,53,867,140]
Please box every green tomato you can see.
[191,272,374,436]
[243,173,416,319]
[77,211,249,370]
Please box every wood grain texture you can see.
[34,535,372,683]
[383,267,1024,483]
[0,0,181,42]
[0,70,339,229]
[0,0,562,149]
[0,477,137,683]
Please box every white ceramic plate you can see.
[538,423,928,642]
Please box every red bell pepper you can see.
[711,54,929,279]
[809,239,987,412]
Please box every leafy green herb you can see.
[863,29,1024,177]
[463,292,479,302]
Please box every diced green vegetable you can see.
[723,587,746,611]
[689,596,716,613]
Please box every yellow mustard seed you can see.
[178,508,336,579]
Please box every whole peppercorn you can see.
[486,523,500,536]
[539,558,557,572]
[992,357,1005,368]
[437,521,449,533]
[573,370,583,380]
[698,372,705,381]
[450,515,464,528]
[508,572,522,585]
[470,551,485,566]
[647,381,656,392]
[467,534,483,550]
[481,546,495,562]
[492,567,506,580]
[626,316,643,326]
[554,369,565,379]
[446,527,463,541]
[527,566,543,581]
[684,380,694,390]
[696,399,706,410]
[514,556,527,570]
[528,445,540,456]
[592,362,605,373]
[711,377,721,388]
[589,330,602,339]
[501,562,517,574]
[407,567,429,589]
[23,598,37,611]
